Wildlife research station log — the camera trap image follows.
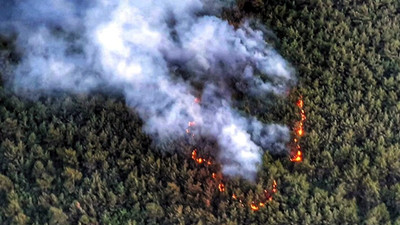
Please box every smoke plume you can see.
[0,0,295,181]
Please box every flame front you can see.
[192,149,212,165]
[291,96,306,162]
[218,183,225,192]
[290,150,302,162]
[187,97,279,211]
[272,180,277,193]
[250,203,259,211]
[192,149,197,160]
[296,99,304,108]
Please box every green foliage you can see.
[48,207,68,225]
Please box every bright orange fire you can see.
[190,137,279,211]
[218,183,225,192]
[192,149,197,160]
[188,96,282,211]
[250,203,259,211]
[290,150,302,162]
[291,96,306,162]
[192,149,212,165]
[297,127,304,136]
[272,180,277,193]
[296,99,303,108]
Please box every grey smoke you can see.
[0,0,295,181]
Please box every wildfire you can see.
[290,150,302,162]
[187,96,279,212]
[272,180,277,193]
[250,202,259,211]
[296,126,304,136]
[189,140,278,211]
[301,112,306,121]
[218,183,225,192]
[192,149,213,165]
[296,99,304,108]
[291,96,306,162]
[192,149,197,160]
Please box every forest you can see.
[0,0,399,224]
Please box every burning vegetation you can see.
[186,97,285,211]
[191,147,279,211]
[290,97,306,162]
[187,96,307,211]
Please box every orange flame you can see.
[218,183,225,192]
[190,142,278,210]
[187,97,280,211]
[272,180,277,193]
[301,113,306,121]
[192,149,197,160]
[290,150,302,162]
[296,99,304,108]
[291,96,305,162]
[297,127,304,136]
[250,203,259,211]
[192,149,212,165]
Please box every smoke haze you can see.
[0,0,295,181]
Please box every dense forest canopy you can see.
[0,0,399,224]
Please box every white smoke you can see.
[0,0,295,181]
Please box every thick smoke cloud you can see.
[0,0,295,181]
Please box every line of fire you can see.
[185,96,306,211]
[290,97,306,162]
